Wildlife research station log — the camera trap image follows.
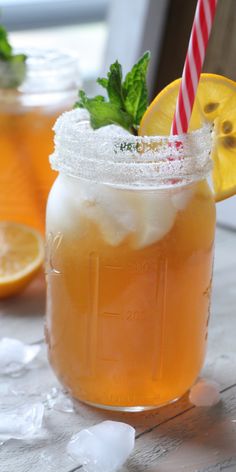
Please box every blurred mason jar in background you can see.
[0,48,81,232]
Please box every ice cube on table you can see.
[67,420,135,472]
[43,387,74,413]
[0,403,44,441]
[53,395,74,413]
[189,379,221,407]
[0,337,40,375]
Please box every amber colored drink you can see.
[0,49,79,232]
[46,176,215,409]
[0,109,59,232]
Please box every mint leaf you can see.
[123,51,150,126]
[107,61,124,108]
[98,61,124,109]
[0,24,27,88]
[75,51,150,134]
[0,25,12,59]
[76,90,105,107]
[97,77,108,89]
[87,101,132,130]
[75,90,133,131]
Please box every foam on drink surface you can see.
[48,110,195,247]
[47,174,193,248]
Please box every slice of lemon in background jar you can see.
[139,73,236,202]
[0,222,44,298]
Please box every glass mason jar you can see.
[46,109,216,411]
[0,48,80,232]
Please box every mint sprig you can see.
[74,51,150,134]
[0,25,27,88]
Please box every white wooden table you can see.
[1,226,236,472]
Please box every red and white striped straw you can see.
[171,0,218,135]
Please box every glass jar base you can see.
[77,395,181,412]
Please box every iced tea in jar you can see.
[45,109,215,411]
[0,49,80,232]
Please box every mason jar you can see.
[45,109,216,411]
[0,48,80,232]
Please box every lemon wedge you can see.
[0,222,44,298]
[139,73,236,202]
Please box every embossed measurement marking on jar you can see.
[151,257,169,381]
[87,252,169,376]
[45,232,63,275]
[86,252,100,373]
[102,312,121,317]
[203,264,214,342]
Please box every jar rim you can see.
[1,47,81,94]
[50,108,213,189]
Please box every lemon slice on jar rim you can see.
[139,73,236,202]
